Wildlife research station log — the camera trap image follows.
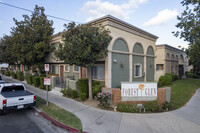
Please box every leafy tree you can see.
[173,0,200,75]
[55,23,112,100]
[1,5,54,72]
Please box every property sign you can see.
[44,78,51,85]
[121,82,157,101]
[44,64,49,71]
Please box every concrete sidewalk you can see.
[3,75,200,133]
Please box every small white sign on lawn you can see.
[44,78,51,85]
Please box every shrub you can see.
[11,72,17,79]
[61,88,68,96]
[158,75,172,87]
[40,74,46,77]
[5,71,10,76]
[25,74,33,84]
[79,93,87,101]
[145,101,163,112]
[97,91,112,107]
[1,70,5,75]
[117,103,139,113]
[17,72,24,81]
[92,81,101,97]
[78,78,88,100]
[39,77,45,90]
[71,90,78,98]
[32,76,40,87]
[185,72,197,78]
[165,73,178,81]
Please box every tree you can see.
[9,5,54,71]
[55,23,112,100]
[173,0,200,75]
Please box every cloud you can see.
[143,9,178,26]
[81,0,148,22]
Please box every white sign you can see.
[44,78,51,85]
[45,64,49,71]
[121,82,157,101]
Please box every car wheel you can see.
[0,110,4,115]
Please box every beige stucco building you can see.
[155,44,191,81]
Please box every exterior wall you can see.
[64,66,80,81]
[105,24,157,88]
[155,44,190,81]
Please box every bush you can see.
[32,76,40,87]
[92,81,101,97]
[17,72,24,81]
[185,72,197,78]
[71,90,78,98]
[25,74,33,84]
[165,73,178,81]
[145,101,162,112]
[78,78,88,100]
[40,74,46,77]
[5,71,10,76]
[11,72,17,79]
[158,75,172,87]
[97,91,112,107]
[1,70,5,75]
[39,77,45,89]
[79,93,87,101]
[117,103,139,113]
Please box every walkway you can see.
[3,75,200,133]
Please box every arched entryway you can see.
[111,38,129,88]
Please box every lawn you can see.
[169,78,200,110]
[35,97,82,132]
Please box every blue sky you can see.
[0,0,188,48]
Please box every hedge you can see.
[5,71,10,76]
[39,77,45,90]
[32,76,40,87]
[11,72,17,79]
[17,72,24,81]
[158,74,172,87]
[165,73,178,81]
[78,78,88,100]
[25,74,33,85]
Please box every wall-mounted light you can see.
[114,59,117,63]
[120,62,124,67]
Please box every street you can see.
[0,76,68,133]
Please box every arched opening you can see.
[132,43,144,81]
[111,38,129,88]
[146,46,155,81]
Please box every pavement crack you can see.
[73,106,91,113]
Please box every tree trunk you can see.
[87,67,93,101]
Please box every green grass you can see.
[169,78,200,110]
[35,97,82,132]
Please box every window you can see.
[134,64,142,77]
[73,66,79,72]
[65,65,70,72]
[52,65,59,74]
[156,64,164,70]
[91,66,105,80]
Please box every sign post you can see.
[44,64,49,106]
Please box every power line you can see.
[0,2,82,24]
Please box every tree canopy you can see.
[173,0,200,75]
[0,5,54,71]
[55,22,112,100]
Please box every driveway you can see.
[2,75,200,133]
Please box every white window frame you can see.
[73,65,80,73]
[134,63,142,78]
[64,65,70,72]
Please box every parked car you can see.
[0,75,5,84]
[0,83,36,114]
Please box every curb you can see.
[33,106,84,133]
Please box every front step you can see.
[50,88,63,96]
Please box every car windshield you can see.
[1,85,24,92]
